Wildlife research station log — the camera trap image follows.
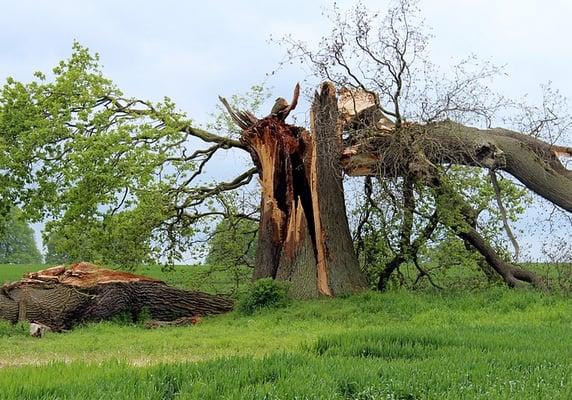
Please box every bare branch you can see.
[488,170,520,261]
[218,96,258,130]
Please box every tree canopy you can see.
[205,217,257,268]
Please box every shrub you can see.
[237,278,290,315]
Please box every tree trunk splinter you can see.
[236,83,367,298]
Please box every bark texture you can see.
[342,121,572,212]
[0,263,233,331]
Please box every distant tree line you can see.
[0,209,42,264]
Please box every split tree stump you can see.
[223,82,368,297]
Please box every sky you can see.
[1,0,571,260]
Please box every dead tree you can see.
[0,263,233,331]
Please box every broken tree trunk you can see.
[221,82,569,293]
[222,82,368,298]
[0,263,233,331]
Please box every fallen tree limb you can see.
[433,181,545,288]
[0,263,233,331]
[342,121,572,212]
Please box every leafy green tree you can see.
[43,190,170,267]
[43,230,71,265]
[0,209,42,264]
[353,166,532,290]
[0,42,264,266]
[206,217,258,267]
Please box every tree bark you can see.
[234,83,368,298]
[458,228,543,287]
[0,263,233,331]
[222,83,570,295]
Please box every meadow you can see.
[0,263,570,399]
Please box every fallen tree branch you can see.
[342,121,572,212]
[0,263,233,331]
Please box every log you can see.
[0,263,233,331]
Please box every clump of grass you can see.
[0,320,29,337]
[236,278,290,315]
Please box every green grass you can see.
[0,264,40,284]
[0,264,571,398]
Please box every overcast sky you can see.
[1,0,571,260]
[3,0,572,116]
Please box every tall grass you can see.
[0,264,570,398]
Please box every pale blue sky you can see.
[1,0,571,260]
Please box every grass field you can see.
[0,264,571,399]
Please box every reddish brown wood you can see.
[0,263,233,331]
[240,83,367,298]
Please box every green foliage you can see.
[441,166,531,245]
[0,43,270,266]
[237,278,290,315]
[0,209,42,264]
[353,165,532,289]
[423,234,481,270]
[43,190,170,267]
[0,321,29,338]
[108,306,151,326]
[0,42,181,265]
[205,217,257,267]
